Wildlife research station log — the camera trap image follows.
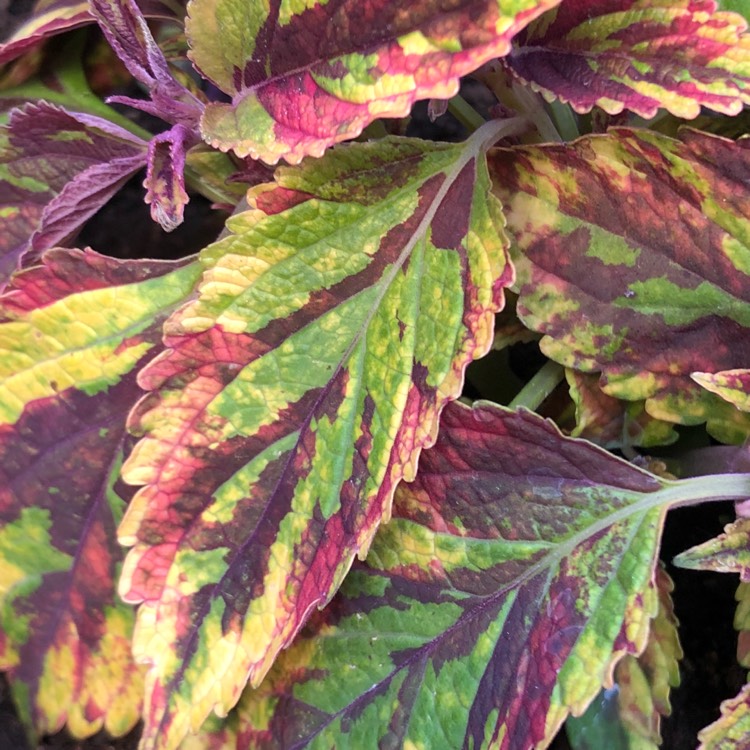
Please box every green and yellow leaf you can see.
[489,127,750,444]
[566,566,682,750]
[567,370,678,450]
[0,248,200,739]
[698,683,750,749]
[118,122,516,749]
[506,0,750,119]
[187,0,559,163]
[180,402,747,750]
[693,370,750,412]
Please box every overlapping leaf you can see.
[566,566,682,749]
[187,0,559,164]
[698,684,750,749]
[179,401,750,750]
[118,121,515,750]
[489,127,750,443]
[505,0,750,119]
[0,248,201,739]
[0,0,92,66]
[0,101,147,290]
[674,518,750,579]
[90,0,204,128]
[567,371,678,450]
[693,370,750,412]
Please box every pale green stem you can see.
[448,94,487,132]
[507,83,562,143]
[508,360,565,411]
[547,100,580,142]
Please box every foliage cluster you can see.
[1,0,750,748]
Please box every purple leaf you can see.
[90,0,203,128]
[0,102,147,290]
[143,123,194,231]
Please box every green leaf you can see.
[489,127,750,444]
[567,370,678,450]
[181,402,750,750]
[693,370,750,412]
[674,517,750,579]
[187,0,559,163]
[566,566,682,750]
[506,0,750,119]
[117,121,517,750]
[698,683,750,749]
[0,249,200,739]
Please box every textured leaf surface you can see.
[566,566,681,750]
[674,518,750,580]
[0,249,200,738]
[91,0,203,127]
[144,123,192,232]
[699,684,750,749]
[179,401,743,750]
[0,102,146,291]
[119,123,514,750]
[0,0,92,65]
[188,0,559,163]
[505,0,750,119]
[489,127,750,443]
[693,370,750,412]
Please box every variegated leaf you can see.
[0,0,92,65]
[0,248,201,739]
[187,0,560,164]
[489,127,750,444]
[118,121,517,749]
[180,402,749,750]
[698,683,750,749]
[0,102,147,290]
[505,0,750,119]
[674,518,750,580]
[566,566,682,749]
[693,370,750,412]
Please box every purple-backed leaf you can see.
[698,683,750,749]
[180,401,750,750]
[187,0,560,164]
[693,370,750,412]
[0,101,146,291]
[117,121,517,750]
[566,566,682,749]
[0,248,201,739]
[674,518,750,581]
[90,0,203,127]
[505,0,750,120]
[144,123,193,232]
[489,127,750,444]
[0,0,92,66]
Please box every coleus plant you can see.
[1,0,750,748]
